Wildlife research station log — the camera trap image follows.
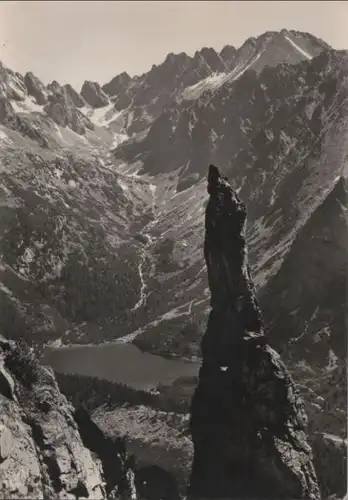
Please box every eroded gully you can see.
[130,182,158,312]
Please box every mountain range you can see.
[0,27,347,498]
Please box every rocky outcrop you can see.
[24,72,48,105]
[188,165,320,499]
[193,47,228,73]
[81,81,109,108]
[101,44,239,135]
[17,78,93,134]
[220,44,238,68]
[0,336,136,499]
[0,97,49,147]
[63,83,86,108]
[0,97,15,123]
[47,80,62,95]
[45,89,93,134]
[102,71,132,104]
[73,406,137,498]
[0,61,26,101]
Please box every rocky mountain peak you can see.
[99,28,332,137]
[62,83,86,108]
[39,80,94,134]
[229,28,332,76]
[219,44,238,68]
[47,80,63,97]
[102,71,132,99]
[286,29,332,49]
[44,94,93,134]
[81,80,109,108]
[161,51,193,69]
[0,61,26,101]
[24,72,48,105]
[196,46,228,72]
[164,52,181,64]
[192,49,213,71]
[188,165,321,499]
[118,70,131,81]
[147,51,196,81]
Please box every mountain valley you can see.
[0,27,347,499]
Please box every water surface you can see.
[42,341,200,390]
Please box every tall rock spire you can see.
[188,165,320,499]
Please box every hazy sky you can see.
[0,1,347,90]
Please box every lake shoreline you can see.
[41,341,200,391]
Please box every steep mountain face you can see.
[112,48,348,375]
[0,122,160,348]
[0,61,128,142]
[234,29,329,74]
[0,335,137,499]
[0,57,162,348]
[101,46,236,135]
[260,176,348,367]
[63,84,86,108]
[115,47,346,183]
[24,72,48,105]
[0,29,330,146]
[101,29,329,136]
[81,81,109,108]
[189,166,320,499]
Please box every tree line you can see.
[55,371,191,414]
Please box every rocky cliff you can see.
[0,335,137,499]
[188,166,320,499]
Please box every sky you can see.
[0,1,347,91]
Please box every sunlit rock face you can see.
[0,335,139,499]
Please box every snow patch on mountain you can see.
[80,102,123,126]
[180,52,265,101]
[285,35,313,60]
[117,179,130,193]
[112,132,128,148]
[10,96,45,114]
[181,73,225,101]
[326,349,339,372]
[0,128,12,145]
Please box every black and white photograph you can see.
[0,1,346,498]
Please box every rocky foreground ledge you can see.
[0,335,138,499]
[188,165,321,499]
